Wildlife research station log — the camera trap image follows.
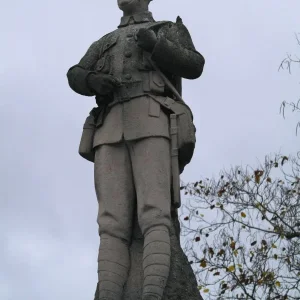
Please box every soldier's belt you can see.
[110,82,146,107]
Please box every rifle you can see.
[148,58,182,208]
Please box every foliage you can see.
[180,154,300,299]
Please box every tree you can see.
[180,35,300,299]
[279,33,300,135]
[180,155,300,299]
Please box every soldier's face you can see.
[118,0,149,13]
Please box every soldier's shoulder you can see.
[93,29,119,44]
[153,17,190,35]
[152,17,190,33]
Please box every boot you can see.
[97,234,130,300]
[142,225,171,300]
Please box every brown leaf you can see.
[228,265,235,272]
[218,188,226,197]
[281,156,288,166]
[217,249,225,256]
[230,241,236,250]
[222,283,228,289]
[200,260,207,268]
[254,170,264,184]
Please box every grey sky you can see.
[1,1,299,299]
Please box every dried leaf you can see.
[241,212,246,218]
[195,237,200,242]
[228,265,235,272]
[230,241,236,250]
[275,281,281,287]
[217,249,225,256]
[200,260,207,268]
[281,156,288,166]
[218,188,226,197]
[251,241,257,246]
[203,288,209,293]
[254,170,264,184]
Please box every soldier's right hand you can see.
[87,73,121,95]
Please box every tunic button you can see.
[125,51,132,58]
[124,74,132,80]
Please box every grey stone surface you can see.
[93,208,204,300]
[66,0,205,299]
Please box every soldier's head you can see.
[118,0,152,15]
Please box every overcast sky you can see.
[1,1,299,299]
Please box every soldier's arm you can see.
[67,41,99,96]
[151,20,205,80]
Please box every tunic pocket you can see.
[95,56,106,72]
[149,71,165,94]
[148,98,160,117]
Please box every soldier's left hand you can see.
[136,28,157,53]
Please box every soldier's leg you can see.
[94,142,135,300]
[129,137,172,300]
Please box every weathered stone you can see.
[67,1,205,299]
[93,208,203,300]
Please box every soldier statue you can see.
[67,0,205,299]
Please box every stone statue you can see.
[66,1,205,299]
